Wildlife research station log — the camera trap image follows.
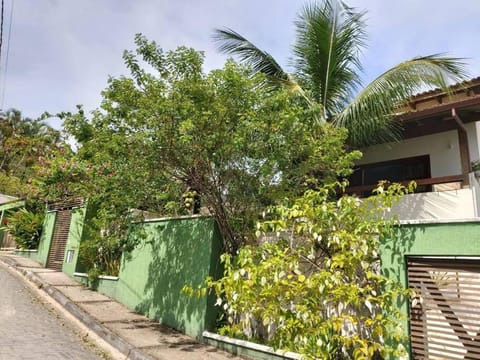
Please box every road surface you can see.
[0,266,104,360]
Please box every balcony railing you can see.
[345,174,464,197]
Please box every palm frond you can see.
[335,55,468,147]
[213,27,317,109]
[213,28,289,82]
[292,0,366,116]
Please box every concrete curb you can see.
[0,256,155,360]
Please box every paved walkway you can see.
[0,265,103,360]
[0,253,240,360]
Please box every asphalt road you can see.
[0,266,104,360]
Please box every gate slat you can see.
[408,257,480,360]
[46,209,72,271]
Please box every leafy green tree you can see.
[198,182,413,359]
[214,0,466,146]
[0,109,62,176]
[53,34,360,256]
[0,109,64,249]
[35,152,141,275]
[0,108,63,198]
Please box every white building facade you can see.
[347,78,480,221]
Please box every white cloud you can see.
[2,0,479,124]
[348,0,480,80]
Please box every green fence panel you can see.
[36,211,57,266]
[112,216,223,339]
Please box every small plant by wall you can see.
[79,235,123,277]
[1,208,44,249]
[76,201,148,279]
[190,182,413,359]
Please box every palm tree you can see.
[213,0,467,147]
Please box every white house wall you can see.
[357,122,480,221]
[358,122,480,177]
[391,188,477,221]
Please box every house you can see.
[348,77,480,221]
[0,194,25,248]
[352,78,480,360]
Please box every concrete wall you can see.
[62,207,87,276]
[203,331,302,360]
[380,220,480,358]
[117,216,222,339]
[13,249,39,259]
[470,172,480,216]
[391,187,478,221]
[382,220,480,297]
[358,121,480,176]
[29,208,225,340]
[75,216,223,340]
[355,123,480,221]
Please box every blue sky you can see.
[3,0,480,128]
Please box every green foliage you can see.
[0,109,64,225]
[0,171,30,198]
[0,109,64,250]
[80,235,122,277]
[0,108,64,192]
[202,182,414,359]
[1,208,44,249]
[78,207,147,276]
[35,156,93,202]
[36,151,149,275]
[50,34,360,255]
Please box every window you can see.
[65,250,75,263]
[349,155,431,194]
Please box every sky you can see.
[2,0,480,129]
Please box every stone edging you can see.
[73,272,119,281]
[203,331,304,360]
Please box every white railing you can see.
[347,174,480,221]
[391,187,477,221]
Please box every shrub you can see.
[1,208,44,249]
[199,182,414,359]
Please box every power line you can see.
[0,0,4,63]
[1,0,13,108]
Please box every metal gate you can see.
[46,209,72,270]
[408,257,480,359]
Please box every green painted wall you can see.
[73,274,119,297]
[94,216,223,339]
[62,207,87,276]
[68,214,222,339]
[382,221,480,294]
[13,249,39,260]
[380,221,480,358]
[17,205,89,271]
[36,211,57,266]
[92,277,118,298]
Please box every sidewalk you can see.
[0,252,241,360]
